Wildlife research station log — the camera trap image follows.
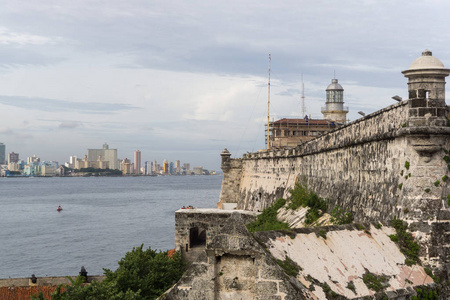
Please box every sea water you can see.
[0,175,222,279]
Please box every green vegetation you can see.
[246,198,290,232]
[424,268,441,283]
[442,175,448,182]
[398,183,403,190]
[376,223,383,229]
[425,188,431,193]
[405,161,410,170]
[330,206,353,225]
[74,167,123,176]
[434,180,440,187]
[318,229,327,239]
[346,281,356,293]
[447,195,450,206]
[276,256,301,277]
[31,245,186,300]
[286,183,328,225]
[413,286,439,300]
[362,272,389,292]
[389,218,420,266]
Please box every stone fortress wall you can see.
[218,50,450,276]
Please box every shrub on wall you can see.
[246,198,290,232]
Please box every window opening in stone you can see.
[189,227,206,247]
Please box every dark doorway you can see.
[189,227,206,247]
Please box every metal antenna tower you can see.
[301,74,306,117]
[267,54,271,150]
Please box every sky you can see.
[0,0,450,171]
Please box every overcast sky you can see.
[0,0,449,170]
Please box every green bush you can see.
[330,206,353,225]
[405,161,410,170]
[276,256,301,277]
[362,272,389,292]
[286,183,328,225]
[246,198,290,232]
[390,218,420,266]
[32,245,186,300]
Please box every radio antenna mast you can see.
[267,54,271,150]
[301,74,306,117]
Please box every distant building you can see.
[169,162,175,175]
[0,143,5,164]
[183,163,190,173]
[144,161,153,175]
[41,164,56,177]
[193,166,203,175]
[134,150,141,174]
[87,143,118,170]
[267,78,348,149]
[163,159,169,175]
[27,155,40,165]
[175,160,181,174]
[121,158,133,175]
[8,152,19,164]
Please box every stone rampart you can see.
[218,95,450,275]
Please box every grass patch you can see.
[286,183,328,225]
[405,161,410,170]
[390,218,420,266]
[346,281,356,294]
[276,256,302,277]
[425,188,431,193]
[442,175,448,182]
[362,272,390,292]
[434,180,440,187]
[318,229,327,239]
[398,183,403,190]
[330,206,353,225]
[246,198,290,232]
[413,286,439,300]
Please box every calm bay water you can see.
[0,175,222,279]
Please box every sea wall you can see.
[218,96,450,275]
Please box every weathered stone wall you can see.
[175,209,257,262]
[218,97,450,276]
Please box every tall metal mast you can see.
[301,74,306,117]
[267,54,271,150]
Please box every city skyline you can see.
[0,1,449,170]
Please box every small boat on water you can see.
[57,205,63,212]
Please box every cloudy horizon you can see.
[0,0,449,170]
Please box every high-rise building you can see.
[183,163,190,173]
[163,159,169,175]
[175,160,181,174]
[86,143,118,170]
[144,161,153,175]
[8,152,19,164]
[134,150,141,174]
[121,158,132,174]
[169,162,175,175]
[0,143,5,164]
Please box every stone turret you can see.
[402,49,450,127]
[220,148,231,173]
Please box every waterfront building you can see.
[193,166,203,175]
[134,150,141,174]
[41,164,56,177]
[163,159,169,175]
[0,143,5,164]
[175,160,181,174]
[121,158,133,175]
[183,163,190,173]
[267,78,348,148]
[169,161,175,175]
[27,155,40,164]
[8,152,19,164]
[86,143,118,170]
[7,162,20,171]
[144,161,153,175]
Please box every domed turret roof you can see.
[408,49,445,70]
[326,79,343,91]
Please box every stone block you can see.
[255,281,278,295]
[418,107,437,117]
[409,98,427,108]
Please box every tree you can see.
[31,245,185,300]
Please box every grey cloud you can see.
[0,95,140,114]
[59,121,83,129]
